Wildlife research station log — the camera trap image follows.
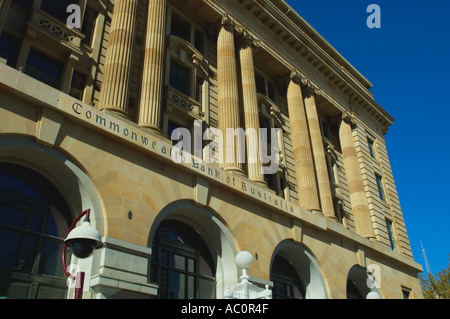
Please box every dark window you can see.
[69,71,86,100]
[386,219,396,251]
[25,49,63,88]
[40,0,74,23]
[170,60,190,96]
[368,138,376,158]
[0,33,20,67]
[271,255,305,299]
[170,14,190,42]
[255,73,265,95]
[11,0,33,12]
[81,7,97,46]
[0,163,71,299]
[375,174,385,201]
[150,220,215,299]
[194,29,204,54]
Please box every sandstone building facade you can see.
[0,0,423,299]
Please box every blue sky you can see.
[285,0,450,275]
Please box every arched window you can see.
[271,254,305,299]
[150,220,215,299]
[0,163,71,298]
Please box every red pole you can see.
[74,271,85,299]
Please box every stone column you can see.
[339,112,374,238]
[217,14,243,174]
[286,71,320,212]
[303,85,335,219]
[238,30,265,185]
[138,0,166,134]
[98,0,137,116]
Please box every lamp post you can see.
[61,209,103,299]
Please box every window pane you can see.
[170,14,190,42]
[194,29,204,54]
[21,235,39,273]
[0,230,21,269]
[170,253,186,270]
[81,7,97,46]
[198,277,214,299]
[169,271,185,299]
[170,60,190,96]
[0,33,20,67]
[39,239,64,276]
[69,71,86,100]
[40,0,74,23]
[0,206,26,228]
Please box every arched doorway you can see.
[270,240,328,299]
[346,265,381,299]
[150,220,215,299]
[148,200,238,299]
[0,163,71,298]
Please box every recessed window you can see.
[40,0,74,23]
[170,14,191,42]
[169,59,190,96]
[0,33,20,67]
[170,13,204,54]
[385,219,396,251]
[81,7,97,46]
[150,220,215,299]
[368,138,376,158]
[69,71,86,100]
[375,174,385,201]
[25,49,63,89]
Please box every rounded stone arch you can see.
[346,265,382,299]
[0,135,105,233]
[147,200,239,298]
[270,240,328,299]
[0,135,106,298]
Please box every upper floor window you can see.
[169,13,204,54]
[255,73,277,103]
[81,6,98,47]
[368,138,376,158]
[25,48,63,89]
[385,218,396,251]
[40,0,74,24]
[0,33,20,67]
[375,173,385,201]
[69,70,86,100]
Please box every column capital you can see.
[342,111,357,128]
[236,28,261,49]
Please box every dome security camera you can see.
[64,221,103,258]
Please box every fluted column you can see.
[339,113,374,238]
[98,0,137,116]
[238,30,265,185]
[287,71,320,212]
[303,85,335,219]
[217,14,243,173]
[138,0,166,134]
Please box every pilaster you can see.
[339,112,375,238]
